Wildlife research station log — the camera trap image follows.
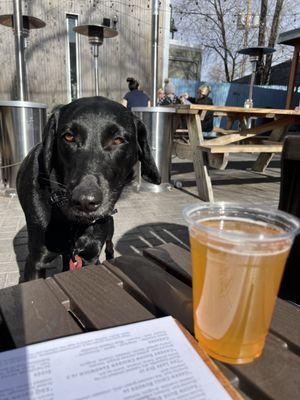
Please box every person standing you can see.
[122,77,150,110]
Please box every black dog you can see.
[17,96,160,281]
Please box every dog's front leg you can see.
[105,216,114,260]
[105,240,114,260]
[24,248,59,281]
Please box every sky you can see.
[171,0,300,81]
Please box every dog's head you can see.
[41,96,160,223]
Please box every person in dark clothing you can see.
[195,84,215,137]
[122,77,150,110]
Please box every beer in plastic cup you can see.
[183,203,299,364]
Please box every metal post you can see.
[151,0,159,106]
[248,59,257,104]
[241,0,252,77]
[162,0,171,86]
[92,45,99,96]
[13,0,27,101]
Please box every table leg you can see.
[214,117,234,170]
[252,119,287,172]
[187,114,214,202]
[205,116,235,170]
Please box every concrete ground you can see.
[0,154,281,289]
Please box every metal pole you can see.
[241,0,252,77]
[151,0,159,106]
[92,45,99,96]
[248,60,257,104]
[13,0,27,100]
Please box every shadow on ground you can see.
[115,222,189,257]
[171,158,281,189]
[171,158,281,175]
[13,222,189,281]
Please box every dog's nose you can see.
[71,193,102,212]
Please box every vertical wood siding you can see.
[0,0,167,110]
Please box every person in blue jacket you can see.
[122,77,150,110]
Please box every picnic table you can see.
[0,243,299,400]
[173,104,300,202]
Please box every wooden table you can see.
[0,243,299,399]
[173,104,300,202]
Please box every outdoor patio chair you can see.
[278,134,300,305]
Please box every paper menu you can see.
[0,316,232,400]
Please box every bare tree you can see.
[172,0,300,83]
[209,64,227,82]
[263,0,285,84]
[173,0,245,82]
[256,0,285,84]
[256,0,268,84]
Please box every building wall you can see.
[0,0,167,110]
[168,40,201,81]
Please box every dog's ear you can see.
[134,116,161,185]
[42,108,61,175]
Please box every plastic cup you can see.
[183,203,299,364]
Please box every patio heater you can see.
[74,22,118,96]
[0,14,45,47]
[0,2,47,189]
[238,46,275,108]
[0,13,46,100]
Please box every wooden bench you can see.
[0,242,299,399]
[199,143,283,154]
[173,105,300,202]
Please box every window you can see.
[66,14,80,101]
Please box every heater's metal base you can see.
[133,182,172,193]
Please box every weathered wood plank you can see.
[200,144,283,154]
[208,153,230,169]
[173,141,193,159]
[0,279,82,348]
[230,334,300,400]
[104,255,193,332]
[253,124,287,172]
[213,127,239,134]
[270,298,300,354]
[102,260,158,315]
[176,104,300,116]
[54,266,154,330]
[187,113,214,201]
[45,278,72,311]
[143,242,192,285]
[208,116,295,146]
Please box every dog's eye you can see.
[112,137,125,145]
[63,133,75,142]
